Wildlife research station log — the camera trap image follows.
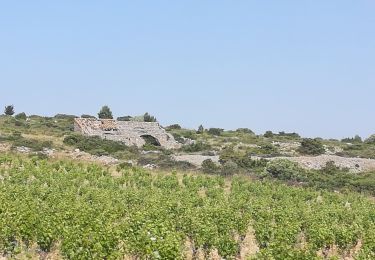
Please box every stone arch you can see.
[140,135,161,146]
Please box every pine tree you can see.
[4,105,15,116]
[98,105,113,119]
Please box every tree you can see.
[4,105,15,116]
[197,125,204,134]
[143,112,157,122]
[365,134,375,144]
[264,131,274,138]
[98,105,113,119]
[298,138,325,155]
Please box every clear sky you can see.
[1,1,374,139]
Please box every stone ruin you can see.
[74,118,181,149]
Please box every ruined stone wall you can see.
[74,118,181,149]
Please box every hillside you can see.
[0,114,375,259]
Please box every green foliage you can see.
[143,112,157,122]
[117,116,132,121]
[12,138,53,152]
[339,143,375,159]
[81,114,96,119]
[197,125,204,134]
[264,131,274,138]
[264,159,307,182]
[166,124,182,130]
[182,141,211,153]
[98,105,113,119]
[365,134,375,144]
[63,134,138,157]
[278,131,300,138]
[201,159,219,174]
[14,112,27,120]
[221,160,239,176]
[0,132,52,151]
[4,105,15,116]
[54,114,77,120]
[235,128,254,134]
[207,128,224,136]
[298,138,325,155]
[0,155,374,259]
[341,135,362,143]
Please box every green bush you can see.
[54,114,77,120]
[235,128,254,134]
[15,112,27,120]
[197,125,204,134]
[278,131,300,138]
[264,159,306,182]
[298,138,325,155]
[365,134,375,144]
[81,114,96,119]
[264,131,274,138]
[13,138,52,151]
[201,159,219,174]
[221,160,239,176]
[63,134,138,157]
[166,124,182,130]
[182,141,211,153]
[208,128,224,136]
[341,135,362,143]
[117,116,132,121]
[143,112,157,122]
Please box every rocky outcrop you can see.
[253,155,375,173]
[74,118,181,149]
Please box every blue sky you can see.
[1,1,374,139]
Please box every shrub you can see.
[264,131,274,138]
[98,105,113,119]
[264,159,306,182]
[365,134,375,144]
[63,134,137,157]
[197,125,204,134]
[81,114,96,119]
[166,124,182,130]
[54,114,77,119]
[341,135,362,143]
[208,128,224,136]
[117,116,132,121]
[12,138,53,151]
[116,162,133,171]
[4,105,15,116]
[15,112,27,120]
[221,160,239,176]
[202,159,219,174]
[298,138,325,155]
[278,131,300,138]
[143,112,157,122]
[236,128,254,134]
[182,141,211,153]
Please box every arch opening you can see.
[141,135,161,146]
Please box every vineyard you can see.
[0,155,374,259]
